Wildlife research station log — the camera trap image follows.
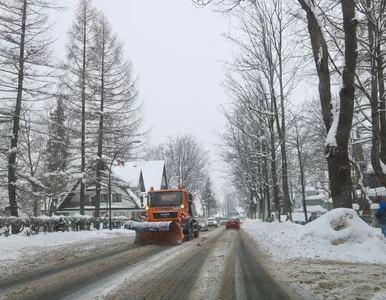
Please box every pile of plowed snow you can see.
[243,208,386,263]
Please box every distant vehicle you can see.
[220,217,227,225]
[207,217,218,228]
[225,217,240,230]
[196,218,209,231]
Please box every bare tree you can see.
[287,110,312,223]
[146,134,209,197]
[0,0,59,223]
[218,1,300,219]
[62,0,97,215]
[294,0,358,208]
[194,0,359,209]
[355,0,386,187]
[89,12,141,217]
[218,71,276,220]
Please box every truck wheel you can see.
[194,226,199,238]
[185,227,193,241]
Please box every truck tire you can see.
[194,225,199,238]
[185,227,193,241]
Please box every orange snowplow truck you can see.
[124,185,199,244]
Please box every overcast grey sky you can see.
[52,0,234,198]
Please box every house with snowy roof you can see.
[56,160,168,219]
[294,187,327,209]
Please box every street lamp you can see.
[108,140,141,230]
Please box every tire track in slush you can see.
[0,244,167,300]
[105,230,225,300]
[0,241,137,292]
[221,233,238,300]
[187,229,236,300]
[220,231,292,300]
[239,232,291,299]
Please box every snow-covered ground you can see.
[1,208,386,299]
[243,208,386,300]
[0,229,137,279]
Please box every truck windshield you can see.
[148,191,182,206]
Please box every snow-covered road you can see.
[2,208,386,299]
[0,227,294,300]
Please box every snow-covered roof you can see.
[126,188,140,207]
[111,162,141,188]
[292,212,307,222]
[367,187,386,197]
[295,205,327,213]
[305,193,325,201]
[111,160,165,192]
[139,161,165,191]
[305,186,319,192]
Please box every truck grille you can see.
[153,212,178,219]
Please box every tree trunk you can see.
[264,143,271,221]
[327,0,357,208]
[297,0,332,132]
[270,119,280,214]
[298,0,356,208]
[296,135,308,223]
[257,137,264,220]
[376,25,386,184]
[79,3,88,215]
[277,0,291,219]
[95,28,106,218]
[8,0,27,224]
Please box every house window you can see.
[113,194,122,202]
[101,194,108,202]
[84,194,90,206]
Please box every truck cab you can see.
[145,185,199,241]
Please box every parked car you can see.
[207,217,218,228]
[225,217,240,230]
[196,218,209,231]
[220,218,227,225]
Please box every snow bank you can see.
[0,229,135,263]
[243,208,386,264]
[300,208,376,243]
[0,229,136,278]
[1,229,135,249]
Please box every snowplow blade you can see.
[124,221,183,244]
[125,221,173,231]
